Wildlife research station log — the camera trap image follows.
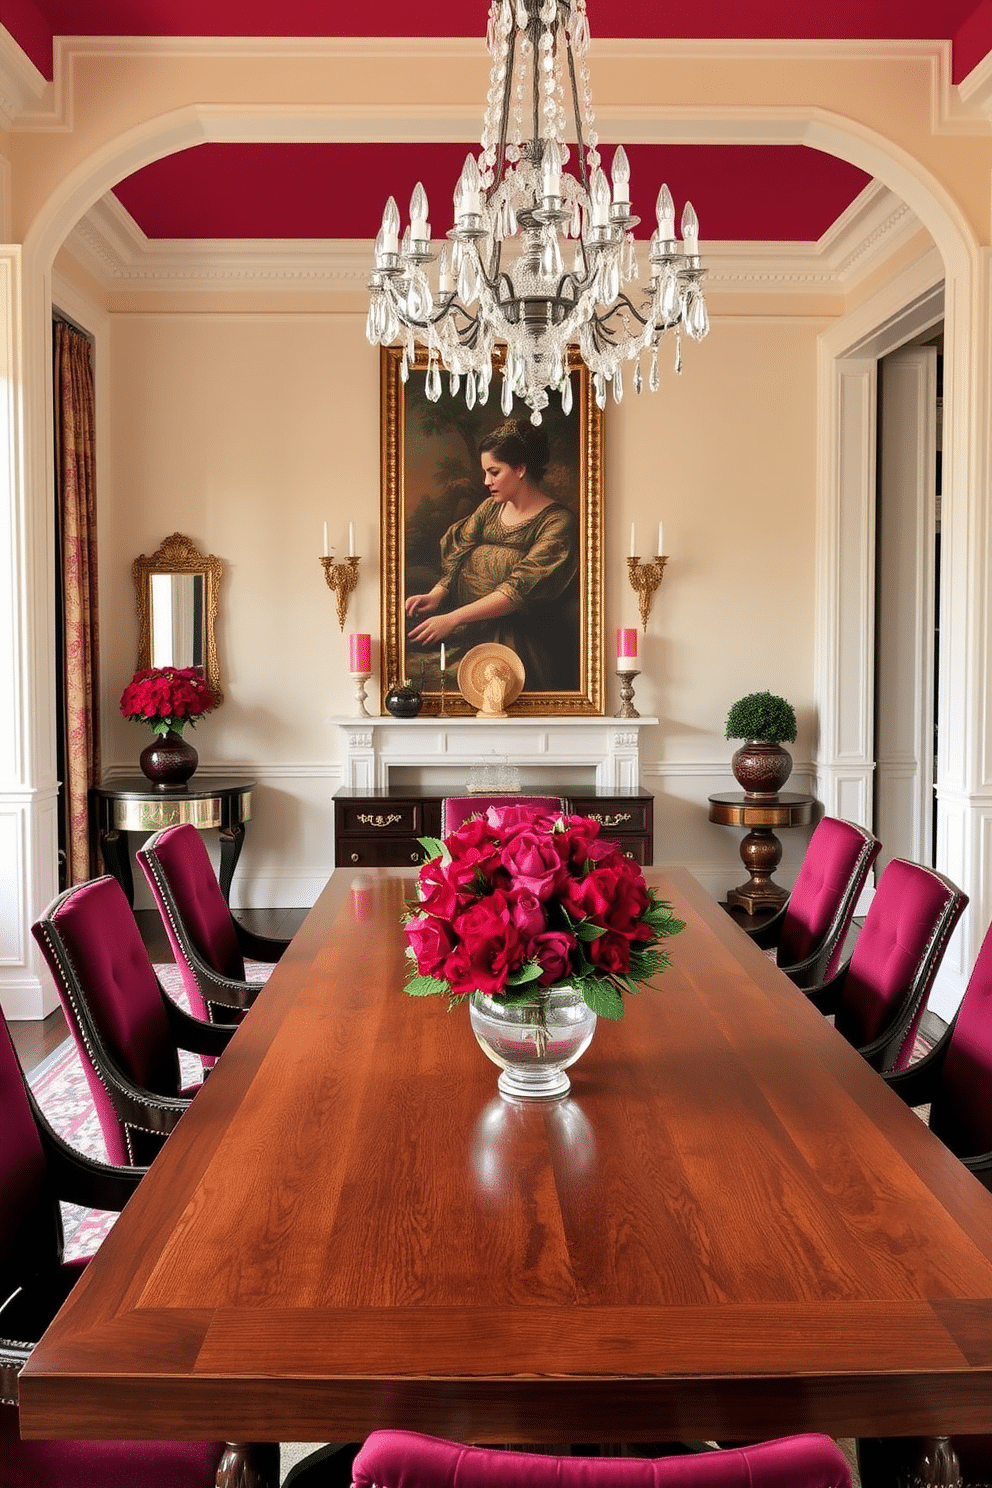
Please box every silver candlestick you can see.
[615,669,640,719]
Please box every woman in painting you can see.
[405,419,580,691]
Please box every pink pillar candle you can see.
[616,627,638,665]
[349,633,372,674]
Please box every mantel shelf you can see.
[330,714,658,793]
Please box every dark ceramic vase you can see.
[731,740,793,799]
[385,680,423,718]
[139,730,198,788]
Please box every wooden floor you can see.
[11,906,309,1073]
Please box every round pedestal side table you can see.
[707,790,816,917]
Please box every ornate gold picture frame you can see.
[132,532,223,704]
[380,347,604,716]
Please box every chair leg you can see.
[281,1442,361,1488]
[215,1441,281,1488]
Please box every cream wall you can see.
[98,300,820,907]
[8,29,992,1016]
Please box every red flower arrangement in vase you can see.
[403,804,684,1098]
[119,666,216,787]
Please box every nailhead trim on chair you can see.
[33,915,189,1163]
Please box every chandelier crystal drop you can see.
[366,0,709,423]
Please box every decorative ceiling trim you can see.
[3,30,982,140]
[956,48,992,121]
[0,23,49,128]
[61,177,923,301]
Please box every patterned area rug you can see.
[26,961,266,1260]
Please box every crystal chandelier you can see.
[366,0,709,424]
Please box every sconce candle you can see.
[616,627,638,665]
[348,523,355,558]
[657,521,665,557]
[349,633,372,675]
[630,523,637,557]
[323,522,329,558]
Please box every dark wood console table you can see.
[334,786,654,867]
[91,775,256,906]
[707,789,815,915]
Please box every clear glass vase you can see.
[468,985,597,1100]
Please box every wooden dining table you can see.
[19,867,992,1451]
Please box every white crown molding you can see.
[0,24,49,127]
[0,29,986,140]
[61,176,920,299]
[956,48,992,122]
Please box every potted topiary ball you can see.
[724,690,797,798]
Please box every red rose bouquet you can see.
[403,804,684,1019]
[119,666,216,737]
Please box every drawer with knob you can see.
[333,788,652,868]
[334,791,442,869]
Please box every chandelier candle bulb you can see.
[611,147,630,207]
[542,138,562,200]
[439,643,446,673]
[617,628,638,665]
[349,634,371,675]
[590,168,611,226]
[682,202,699,254]
[409,183,430,242]
[380,197,400,257]
[656,184,676,241]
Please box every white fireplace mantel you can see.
[331,715,658,793]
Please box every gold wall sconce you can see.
[627,555,668,630]
[321,555,360,630]
[626,523,668,629]
[320,522,361,629]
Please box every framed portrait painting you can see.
[380,346,604,716]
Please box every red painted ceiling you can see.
[111,143,872,245]
[3,1,988,244]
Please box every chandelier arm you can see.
[564,20,590,195]
[530,4,541,149]
[491,16,519,200]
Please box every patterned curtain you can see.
[54,318,101,885]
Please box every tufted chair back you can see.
[834,857,967,1070]
[442,795,567,835]
[929,917,992,1157]
[137,822,245,1021]
[0,1015,64,1290]
[31,876,183,1165]
[351,1431,852,1488]
[775,816,880,978]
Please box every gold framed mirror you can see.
[132,533,223,703]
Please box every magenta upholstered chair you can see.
[747,816,880,983]
[800,857,967,1072]
[884,915,992,1188]
[32,875,236,1166]
[0,1012,278,1488]
[137,822,287,1024]
[350,1431,851,1488]
[442,794,567,835]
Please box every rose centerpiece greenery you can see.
[119,665,216,736]
[403,804,684,1020]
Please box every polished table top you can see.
[21,868,992,1444]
